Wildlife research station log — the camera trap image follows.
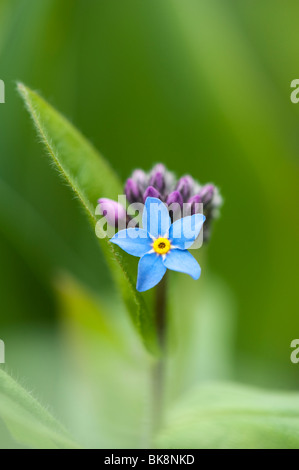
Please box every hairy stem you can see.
[152,273,168,440]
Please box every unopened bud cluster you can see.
[98,164,222,241]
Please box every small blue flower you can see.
[110,197,205,292]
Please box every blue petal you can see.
[142,197,171,239]
[137,253,167,292]
[110,228,152,257]
[163,249,201,279]
[169,214,205,250]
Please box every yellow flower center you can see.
[153,237,171,255]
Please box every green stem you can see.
[152,273,168,441]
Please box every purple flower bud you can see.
[149,171,165,193]
[176,175,193,201]
[143,186,161,202]
[131,169,147,188]
[98,198,127,226]
[125,178,142,203]
[166,190,183,207]
[187,194,203,215]
[150,163,166,175]
[197,184,215,205]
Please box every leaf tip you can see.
[16,82,31,104]
[16,81,26,93]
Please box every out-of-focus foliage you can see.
[55,274,152,448]
[0,368,79,448]
[0,0,299,448]
[157,382,299,449]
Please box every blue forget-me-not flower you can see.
[110,197,205,292]
[99,164,221,241]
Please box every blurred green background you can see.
[0,0,299,448]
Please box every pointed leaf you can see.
[17,83,158,355]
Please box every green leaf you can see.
[54,274,151,448]
[0,368,79,449]
[17,83,158,356]
[156,382,299,449]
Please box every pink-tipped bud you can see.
[98,198,127,226]
[187,194,202,215]
[143,186,161,202]
[131,169,147,188]
[197,184,215,205]
[125,178,142,203]
[176,175,193,201]
[149,171,165,193]
[150,163,166,175]
[166,190,183,207]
